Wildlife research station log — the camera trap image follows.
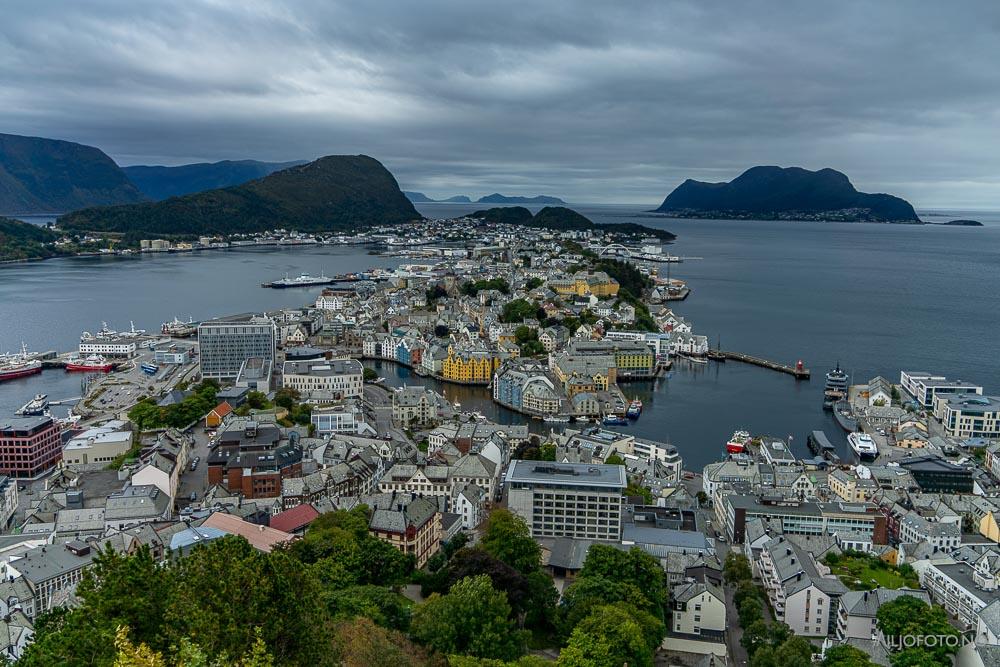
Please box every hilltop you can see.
[60,155,420,236]
[471,205,675,240]
[0,132,145,214]
[655,166,920,222]
[123,159,306,200]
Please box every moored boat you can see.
[626,398,643,419]
[833,400,858,432]
[0,344,43,383]
[16,393,49,416]
[65,355,115,373]
[823,363,849,409]
[848,432,878,460]
[726,430,751,454]
[603,415,629,426]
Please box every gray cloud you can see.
[2,1,999,206]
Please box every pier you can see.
[706,349,810,379]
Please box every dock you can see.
[706,349,810,379]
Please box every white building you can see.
[836,588,930,642]
[61,421,133,470]
[900,371,982,409]
[505,460,626,541]
[310,404,366,435]
[758,535,848,637]
[0,476,18,530]
[933,394,1000,439]
[281,359,363,401]
[198,314,276,380]
[671,581,726,638]
[79,337,136,358]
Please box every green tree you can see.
[724,553,753,584]
[325,585,413,631]
[741,619,769,656]
[578,545,667,615]
[480,510,542,574]
[245,391,270,410]
[363,367,379,382]
[558,605,652,667]
[624,482,654,504]
[605,453,624,466]
[822,645,877,667]
[525,277,543,290]
[273,387,300,409]
[411,575,525,660]
[330,617,433,667]
[501,299,538,324]
[876,595,960,666]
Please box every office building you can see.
[722,495,887,545]
[198,314,276,380]
[933,394,1000,439]
[505,460,626,541]
[0,416,62,478]
[900,371,982,409]
[281,359,363,400]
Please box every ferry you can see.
[65,355,115,373]
[726,430,752,454]
[16,394,49,416]
[848,432,878,461]
[823,363,849,409]
[265,272,334,289]
[141,362,160,375]
[0,344,43,383]
[626,398,643,419]
[602,415,629,426]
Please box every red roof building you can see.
[269,503,321,534]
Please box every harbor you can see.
[706,348,811,379]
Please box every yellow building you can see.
[442,346,504,384]
[613,344,655,376]
[549,271,620,297]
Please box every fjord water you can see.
[2,205,998,468]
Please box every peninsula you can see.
[59,155,420,236]
[655,165,920,223]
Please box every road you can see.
[176,427,213,507]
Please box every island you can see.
[471,205,675,240]
[654,165,920,223]
[59,155,420,237]
[477,193,566,204]
[942,219,983,226]
[403,192,473,203]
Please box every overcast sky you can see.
[2,1,999,207]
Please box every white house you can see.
[671,581,726,638]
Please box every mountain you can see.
[655,166,919,222]
[0,132,145,214]
[0,216,61,261]
[60,155,420,237]
[404,192,472,203]
[123,159,305,200]
[471,205,675,240]
[477,193,566,204]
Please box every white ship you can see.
[848,432,878,461]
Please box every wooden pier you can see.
[706,349,810,379]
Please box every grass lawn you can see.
[827,555,919,591]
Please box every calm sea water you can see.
[2,205,998,469]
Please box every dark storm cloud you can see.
[2,1,999,206]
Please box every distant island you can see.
[942,219,983,226]
[0,132,146,214]
[471,205,675,241]
[403,192,472,203]
[477,193,566,204]
[60,155,420,237]
[654,166,920,223]
[123,159,306,201]
[405,191,564,204]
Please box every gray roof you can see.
[505,460,626,489]
[11,543,95,585]
[622,524,711,552]
[840,588,929,619]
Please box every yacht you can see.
[823,363,849,409]
[16,394,49,416]
[848,432,878,460]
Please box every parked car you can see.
[189,491,197,502]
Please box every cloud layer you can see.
[2,1,999,206]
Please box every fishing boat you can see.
[603,415,629,426]
[626,398,643,419]
[65,355,115,373]
[726,430,752,454]
[0,344,43,383]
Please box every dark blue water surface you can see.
[2,205,998,469]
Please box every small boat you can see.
[726,430,752,454]
[848,432,878,461]
[16,394,49,416]
[626,398,643,419]
[603,415,629,426]
[65,355,115,373]
[679,354,708,364]
[543,415,571,424]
